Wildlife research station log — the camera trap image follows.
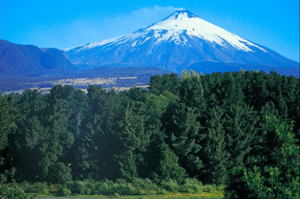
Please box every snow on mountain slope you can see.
[65,10,298,73]
[67,10,265,53]
[146,10,266,52]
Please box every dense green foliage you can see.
[224,116,299,198]
[0,185,33,199]
[1,69,299,197]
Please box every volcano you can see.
[65,10,299,76]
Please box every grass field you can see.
[36,191,223,199]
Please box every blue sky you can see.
[1,0,299,62]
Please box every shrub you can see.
[116,178,127,185]
[184,178,203,186]
[216,184,225,191]
[180,184,195,193]
[0,185,33,199]
[111,184,120,195]
[132,178,159,194]
[41,188,49,195]
[55,184,62,190]
[158,188,168,194]
[181,178,202,193]
[62,181,73,190]
[84,180,95,191]
[72,181,86,194]
[127,184,137,195]
[85,188,91,195]
[112,183,137,195]
[180,184,201,193]
[161,180,180,192]
[103,179,114,186]
[20,181,30,192]
[98,182,112,195]
[47,162,72,184]
[206,184,216,193]
[58,188,71,196]
[28,182,48,194]
[91,189,100,195]
[0,174,7,184]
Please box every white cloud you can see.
[97,5,184,40]
[130,5,184,19]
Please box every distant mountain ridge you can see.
[65,10,299,76]
[1,39,79,79]
[0,39,170,93]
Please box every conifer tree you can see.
[221,72,245,107]
[18,116,49,182]
[68,89,88,136]
[224,105,258,169]
[225,116,300,198]
[149,75,163,95]
[180,70,205,113]
[248,101,279,158]
[204,72,224,107]
[164,102,204,178]
[125,86,148,102]
[163,70,206,178]
[86,85,120,132]
[41,98,73,178]
[292,81,300,143]
[0,95,16,153]
[113,98,149,181]
[147,132,186,184]
[0,95,17,183]
[87,85,107,114]
[74,113,106,179]
[201,106,230,184]
[149,73,180,96]
[12,89,47,182]
[277,88,289,120]
[201,73,220,108]
[242,70,269,110]
[144,91,178,132]
[74,86,120,180]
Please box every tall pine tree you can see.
[201,106,230,184]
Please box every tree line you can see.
[1,69,299,198]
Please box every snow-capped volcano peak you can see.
[66,10,265,53]
[65,10,298,72]
[144,10,266,52]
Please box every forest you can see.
[0,69,299,198]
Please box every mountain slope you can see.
[0,39,77,79]
[65,10,299,76]
[0,40,172,93]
